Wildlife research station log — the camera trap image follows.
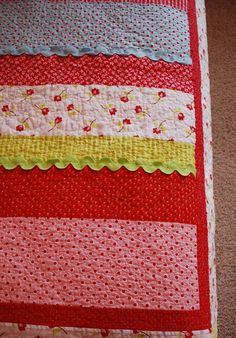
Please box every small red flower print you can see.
[120,96,129,103]
[118,118,132,132]
[55,116,62,124]
[67,104,74,111]
[158,91,166,98]
[120,90,133,103]
[91,88,100,96]
[83,126,91,132]
[54,95,62,102]
[48,116,62,132]
[26,89,34,96]
[186,125,196,138]
[178,112,185,120]
[153,127,161,134]
[83,119,96,133]
[109,108,117,115]
[2,105,9,112]
[41,107,49,115]
[123,118,131,125]
[16,124,24,132]
[152,91,166,104]
[135,105,142,114]
[186,103,193,110]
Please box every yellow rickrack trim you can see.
[0,136,195,175]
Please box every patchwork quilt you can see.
[0,0,217,337]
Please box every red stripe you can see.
[0,167,196,224]
[0,55,193,93]
[0,303,209,332]
[188,0,211,327]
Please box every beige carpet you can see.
[205,1,236,337]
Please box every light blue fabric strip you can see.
[0,1,191,64]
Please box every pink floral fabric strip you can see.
[0,84,195,143]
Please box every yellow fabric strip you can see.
[0,136,195,175]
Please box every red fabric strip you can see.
[188,0,211,328]
[0,303,209,332]
[0,167,196,224]
[0,55,193,93]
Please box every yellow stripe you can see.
[0,136,195,174]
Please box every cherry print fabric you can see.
[0,84,195,142]
[0,0,191,63]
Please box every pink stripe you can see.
[0,217,199,310]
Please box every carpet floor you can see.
[206,1,236,337]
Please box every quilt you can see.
[0,0,217,337]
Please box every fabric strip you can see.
[0,166,197,224]
[0,217,199,310]
[0,136,195,174]
[0,55,193,93]
[0,1,191,63]
[188,0,211,330]
[0,84,195,143]
[197,0,217,332]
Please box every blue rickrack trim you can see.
[0,45,192,64]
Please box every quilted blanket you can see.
[0,0,217,337]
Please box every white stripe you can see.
[0,84,195,143]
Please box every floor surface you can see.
[205,1,236,337]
